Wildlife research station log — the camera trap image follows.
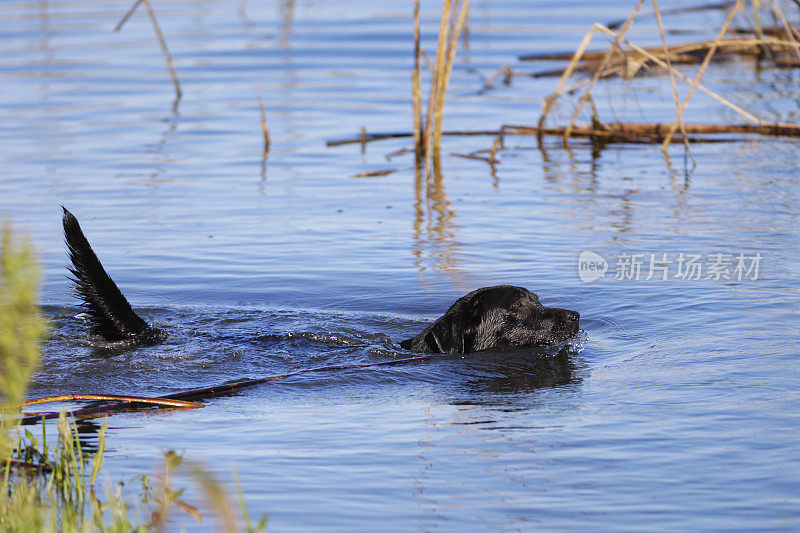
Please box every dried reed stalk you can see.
[653,0,693,163]
[432,0,471,157]
[539,22,766,145]
[661,0,744,149]
[413,0,423,162]
[257,95,270,153]
[22,394,203,409]
[562,0,645,139]
[414,0,471,173]
[771,0,800,65]
[116,0,182,103]
[535,0,800,153]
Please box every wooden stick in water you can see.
[18,355,436,425]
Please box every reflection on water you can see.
[412,162,461,280]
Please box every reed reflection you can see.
[537,140,708,239]
[411,161,462,280]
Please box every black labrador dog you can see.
[62,208,579,354]
[399,286,579,354]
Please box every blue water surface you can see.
[1,0,799,530]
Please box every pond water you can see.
[2,0,800,530]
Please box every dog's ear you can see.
[425,297,481,354]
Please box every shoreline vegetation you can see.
[0,223,266,531]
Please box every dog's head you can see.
[401,285,580,354]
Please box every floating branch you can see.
[22,394,203,409]
[351,169,398,178]
[18,355,438,425]
[327,121,800,147]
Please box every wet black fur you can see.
[400,286,579,354]
[62,210,578,354]
[62,207,164,345]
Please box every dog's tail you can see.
[62,207,154,342]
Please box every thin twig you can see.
[662,0,744,148]
[144,0,181,103]
[771,0,800,64]
[594,26,763,124]
[653,0,695,165]
[19,355,438,425]
[564,0,646,140]
[257,95,270,153]
[22,394,203,409]
[116,0,182,103]
[114,0,145,31]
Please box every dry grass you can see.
[328,0,800,172]
[413,0,471,175]
[535,0,800,157]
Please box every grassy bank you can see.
[0,222,265,532]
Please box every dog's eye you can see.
[511,302,522,309]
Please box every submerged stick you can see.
[22,394,203,409]
[18,355,437,425]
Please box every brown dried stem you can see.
[563,0,645,140]
[22,394,203,409]
[327,121,800,148]
[771,0,800,65]
[416,0,471,174]
[116,0,182,104]
[653,0,694,164]
[257,95,270,153]
[18,355,437,425]
[413,0,423,162]
[661,0,744,149]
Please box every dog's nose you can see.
[566,311,580,323]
